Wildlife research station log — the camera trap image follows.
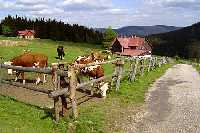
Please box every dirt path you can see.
[129,64,200,133]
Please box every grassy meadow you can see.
[0,36,174,132]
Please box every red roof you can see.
[18,30,35,36]
[114,36,146,48]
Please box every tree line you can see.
[147,22,200,59]
[0,15,103,44]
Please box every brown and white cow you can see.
[74,52,109,98]
[75,51,108,65]
[4,52,48,85]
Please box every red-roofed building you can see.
[17,30,35,39]
[110,36,152,56]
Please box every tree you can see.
[103,26,117,48]
[2,25,12,36]
[0,24,2,35]
[0,15,103,43]
[104,26,117,42]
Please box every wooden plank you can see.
[148,58,152,72]
[130,58,139,81]
[115,60,124,91]
[53,67,61,122]
[77,75,112,89]
[141,59,145,76]
[0,64,52,74]
[49,88,68,98]
[68,66,78,119]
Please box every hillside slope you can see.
[148,22,200,58]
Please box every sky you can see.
[0,0,199,28]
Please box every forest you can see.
[0,15,103,44]
[147,22,200,59]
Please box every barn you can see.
[17,30,35,39]
[110,36,152,56]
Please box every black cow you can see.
[57,46,65,60]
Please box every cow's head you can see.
[91,52,106,62]
[91,51,112,62]
[23,49,31,53]
[4,61,13,74]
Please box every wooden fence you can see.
[0,56,168,121]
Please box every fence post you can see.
[140,58,145,76]
[53,66,62,122]
[114,59,124,91]
[152,57,156,70]
[58,64,68,117]
[148,58,152,72]
[0,59,2,85]
[129,60,134,81]
[68,65,78,119]
[130,58,139,81]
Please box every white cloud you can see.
[146,0,200,9]
[0,0,200,28]
[16,0,47,5]
[61,0,113,11]
[0,0,14,9]
[31,8,65,16]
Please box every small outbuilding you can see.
[110,36,152,56]
[17,30,35,39]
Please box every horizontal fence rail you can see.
[0,55,169,121]
[0,64,52,74]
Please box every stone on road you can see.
[134,64,200,133]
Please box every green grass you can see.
[0,95,67,133]
[192,62,200,73]
[0,36,174,132]
[65,63,173,132]
[0,36,102,63]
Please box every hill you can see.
[96,25,181,36]
[148,22,200,59]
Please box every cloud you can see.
[0,0,14,9]
[0,0,199,28]
[16,0,47,5]
[147,0,200,10]
[60,0,114,12]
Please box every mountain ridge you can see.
[95,25,181,36]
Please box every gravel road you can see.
[132,64,200,133]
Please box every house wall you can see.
[111,41,122,52]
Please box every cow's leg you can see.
[62,53,65,59]
[36,73,41,85]
[89,77,94,96]
[43,74,47,83]
[21,72,25,85]
[15,71,20,82]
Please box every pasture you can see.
[0,36,173,132]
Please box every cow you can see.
[75,51,109,65]
[74,52,109,98]
[4,52,48,85]
[57,46,65,60]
